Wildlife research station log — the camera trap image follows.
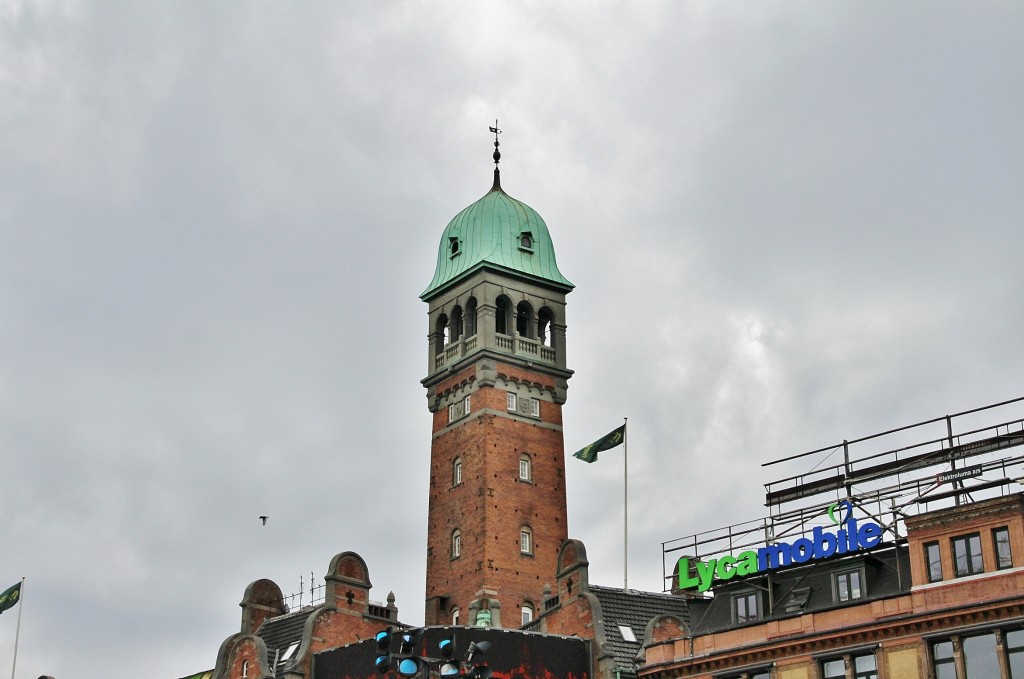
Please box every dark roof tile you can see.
[256,607,317,677]
[588,586,692,677]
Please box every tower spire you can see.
[489,120,502,192]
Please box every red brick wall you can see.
[542,595,595,639]
[425,371,568,626]
[226,638,264,679]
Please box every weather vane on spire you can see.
[489,120,501,166]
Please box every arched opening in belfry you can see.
[450,306,463,342]
[465,297,478,337]
[495,296,512,336]
[435,314,449,356]
[516,301,534,338]
[538,307,555,348]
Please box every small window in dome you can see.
[449,237,461,257]
[519,232,533,252]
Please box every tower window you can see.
[519,454,531,482]
[529,398,539,417]
[242,660,248,678]
[453,457,463,486]
[448,395,470,423]
[449,237,461,257]
[465,297,478,337]
[521,603,534,626]
[451,530,462,559]
[452,607,460,625]
[538,307,555,348]
[450,306,463,342]
[434,314,449,356]
[520,527,533,555]
[516,301,534,338]
[507,392,517,412]
[519,232,533,251]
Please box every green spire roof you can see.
[421,172,574,300]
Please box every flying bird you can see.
[259,516,268,526]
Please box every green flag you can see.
[0,581,21,615]
[573,424,626,463]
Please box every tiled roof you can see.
[688,544,911,634]
[256,607,317,677]
[589,586,692,678]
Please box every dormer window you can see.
[519,232,533,252]
[449,237,461,257]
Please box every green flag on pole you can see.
[573,424,626,463]
[0,581,21,615]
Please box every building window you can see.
[952,533,984,577]
[822,653,876,679]
[451,530,461,559]
[931,640,956,679]
[507,392,517,411]
[932,633,1005,678]
[280,642,299,663]
[521,604,534,626]
[834,569,863,602]
[852,653,878,679]
[821,659,845,679]
[962,633,999,677]
[617,625,637,642]
[453,457,462,486]
[732,592,760,624]
[452,608,460,625]
[520,527,533,555]
[1008,629,1024,677]
[529,397,540,417]
[925,541,943,582]
[784,586,811,613]
[994,526,1012,569]
[519,455,531,481]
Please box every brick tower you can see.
[421,145,573,629]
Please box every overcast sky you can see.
[2,2,1023,676]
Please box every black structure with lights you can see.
[374,627,493,679]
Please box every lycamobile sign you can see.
[677,501,883,593]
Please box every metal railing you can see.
[661,396,1024,593]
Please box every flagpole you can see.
[10,577,24,679]
[623,417,628,590]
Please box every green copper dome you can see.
[421,173,574,300]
